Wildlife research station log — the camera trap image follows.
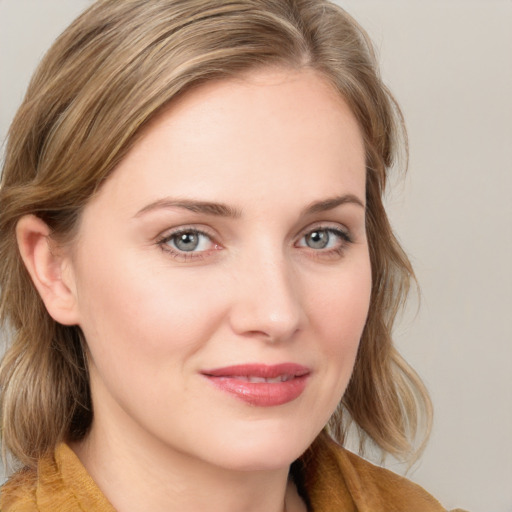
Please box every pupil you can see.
[175,232,198,251]
[307,230,329,249]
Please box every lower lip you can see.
[203,375,309,407]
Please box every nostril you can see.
[229,297,303,343]
[227,255,305,341]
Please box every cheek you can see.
[73,248,227,370]
[309,265,372,351]
[292,261,371,435]
[307,260,372,402]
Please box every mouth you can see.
[200,363,310,407]
[223,374,296,383]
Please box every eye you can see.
[158,228,216,255]
[304,230,332,249]
[297,226,352,252]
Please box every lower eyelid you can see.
[157,225,353,258]
[156,226,226,262]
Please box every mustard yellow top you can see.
[1,434,462,511]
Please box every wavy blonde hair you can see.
[0,0,431,470]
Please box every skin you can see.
[17,68,371,512]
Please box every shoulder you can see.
[0,468,39,512]
[340,448,445,511]
[0,445,116,512]
[302,433,447,512]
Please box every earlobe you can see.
[16,215,80,326]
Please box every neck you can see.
[72,413,305,512]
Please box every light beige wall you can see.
[1,1,511,511]
[335,2,512,511]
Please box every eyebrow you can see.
[303,194,365,215]
[134,193,365,219]
[134,198,242,218]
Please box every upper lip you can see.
[201,363,310,379]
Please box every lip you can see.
[201,363,310,407]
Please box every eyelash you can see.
[298,226,353,259]
[156,225,353,261]
[157,227,216,261]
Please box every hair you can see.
[0,0,432,470]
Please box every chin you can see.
[201,427,316,472]
[214,449,304,473]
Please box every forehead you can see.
[148,67,363,159]
[87,67,366,217]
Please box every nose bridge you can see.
[229,241,304,341]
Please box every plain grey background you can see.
[0,1,511,511]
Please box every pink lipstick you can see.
[201,363,310,406]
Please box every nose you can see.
[228,249,305,343]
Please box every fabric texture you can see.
[1,434,462,511]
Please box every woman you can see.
[0,1,461,510]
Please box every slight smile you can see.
[201,363,310,407]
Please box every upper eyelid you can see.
[157,225,216,242]
[297,222,351,238]
[156,228,217,255]
[155,222,353,248]
[156,228,218,260]
[296,227,351,245]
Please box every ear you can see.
[16,214,80,326]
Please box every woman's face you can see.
[67,68,371,471]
